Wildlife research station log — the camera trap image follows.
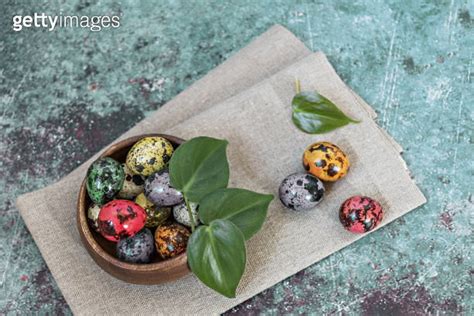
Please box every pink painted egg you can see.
[339,196,384,233]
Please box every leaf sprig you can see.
[292,79,360,134]
[169,136,273,298]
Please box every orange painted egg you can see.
[303,141,350,182]
[154,223,190,259]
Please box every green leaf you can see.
[292,91,360,134]
[169,136,229,202]
[199,188,273,240]
[187,219,246,298]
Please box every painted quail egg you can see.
[98,199,146,242]
[172,202,199,227]
[116,228,155,263]
[135,193,171,228]
[87,204,101,232]
[339,196,384,233]
[117,164,145,199]
[144,169,183,206]
[86,157,124,205]
[279,173,325,211]
[154,223,190,259]
[126,136,174,176]
[303,141,350,182]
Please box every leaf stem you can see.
[184,197,196,232]
[294,78,301,94]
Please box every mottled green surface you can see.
[1,0,473,314]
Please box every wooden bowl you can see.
[76,134,190,284]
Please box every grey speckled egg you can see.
[279,173,325,211]
[144,169,183,207]
[116,228,155,263]
[117,164,145,199]
[87,204,101,232]
[173,202,199,227]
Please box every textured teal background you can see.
[1,0,473,314]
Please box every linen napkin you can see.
[16,26,426,314]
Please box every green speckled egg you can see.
[86,157,124,205]
[135,193,171,227]
[126,137,174,176]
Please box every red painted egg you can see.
[339,196,384,233]
[98,200,146,242]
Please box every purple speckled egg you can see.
[279,173,325,211]
[144,169,183,207]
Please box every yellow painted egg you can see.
[126,137,174,176]
[303,141,350,182]
[135,193,171,228]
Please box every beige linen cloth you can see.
[16,25,426,314]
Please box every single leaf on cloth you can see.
[292,91,360,134]
[187,219,246,298]
[169,136,229,202]
[199,188,273,240]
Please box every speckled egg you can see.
[126,136,174,176]
[144,169,183,206]
[86,157,125,205]
[303,141,350,182]
[339,196,384,233]
[117,164,145,199]
[87,204,101,232]
[116,228,155,263]
[98,200,146,242]
[135,193,171,227]
[173,202,200,227]
[155,223,190,259]
[279,173,325,211]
